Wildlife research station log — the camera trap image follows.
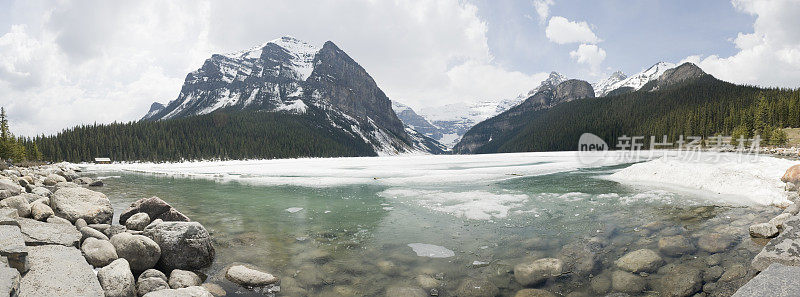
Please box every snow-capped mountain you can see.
[596,62,676,97]
[592,71,627,97]
[399,72,567,148]
[142,36,442,155]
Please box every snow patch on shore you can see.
[608,154,795,206]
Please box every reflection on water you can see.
[90,166,777,297]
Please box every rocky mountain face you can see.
[453,62,710,154]
[142,36,441,155]
[453,79,595,153]
[594,62,676,97]
[592,71,627,97]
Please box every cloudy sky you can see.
[1,0,798,136]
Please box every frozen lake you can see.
[84,151,794,296]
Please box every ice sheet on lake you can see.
[379,188,529,220]
[83,151,653,188]
[407,243,455,258]
[608,153,796,206]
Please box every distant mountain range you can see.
[392,62,683,149]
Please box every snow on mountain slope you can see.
[592,71,627,97]
[598,62,676,96]
[412,72,565,148]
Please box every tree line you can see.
[484,76,800,153]
[18,110,376,163]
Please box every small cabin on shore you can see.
[94,158,111,164]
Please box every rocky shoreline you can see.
[0,163,279,297]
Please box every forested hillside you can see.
[464,76,800,153]
[30,109,378,162]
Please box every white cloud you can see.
[686,0,800,88]
[545,16,601,45]
[0,0,546,136]
[569,43,606,73]
[533,0,554,24]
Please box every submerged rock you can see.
[514,258,563,286]
[611,270,645,294]
[658,235,696,257]
[514,289,557,297]
[455,278,499,297]
[143,221,214,271]
[652,264,702,297]
[614,249,663,273]
[697,233,736,253]
[386,286,427,297]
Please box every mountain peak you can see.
[652,62,708,90]
[593,71,628,97]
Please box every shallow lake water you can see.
[85,152,787,297]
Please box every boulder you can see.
[454,278,499,297]
[29,201,53,221]
[143,222,214,271]
[81,237,118,267]
[98,258,136,297]
[31,187,51,198]
[80,226,110,241]
[16,217,81,247]
[781,164,800,184]
[514,258,563,286]
[0,208,19,226]
[611,270,646,294]
[53,182,79,190]
[752,215,800,271]
[137,277,169,297]
[0,196,30,218]
[749,223,779,238]
[139,269,168,282]
[74,218,88,230]
[200,283,225,297]
[89,180,104,187]
[615,249,663,273]
[168,269,201,289]
[105,225,128,238]
[732,263,800,297]
[769,213,792,229]
[126,213,151,231]
[225,265,279,287]
[658,235,696,257]
[0,225,28,273]
[386,286,427,297]
[109,233,161,273]
[142,286,213,297]
[42,174,66,186]
[46,216,72,225]
[0,179,23,199]
[0,260,20,297]
[120,196,190,225]
[75,177,93,185]
[50,187,113,224]
[18,245,104,297]
[14,193,44,204]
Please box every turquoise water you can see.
[88,163,777,296]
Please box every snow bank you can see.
[608,153,796,206]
